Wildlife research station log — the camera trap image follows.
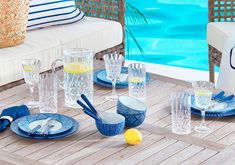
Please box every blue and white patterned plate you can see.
[17,113,73,136]
[97,67,129,86]
[191,95,235,117]
[94,67,151,88]
[11,115,79,140]
[94,70,128,88]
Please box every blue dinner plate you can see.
[11,116,79,140]
[18,113,73,136]
[97,67,129,86]
[191,109,235,117]
[191,95,235,117]
[94,70,128,88]
[94,67,151,88]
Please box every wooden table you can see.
[0,61,234,165]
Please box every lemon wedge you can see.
[129,77,144,83]
[195,89,211,97]
[23,65,34,72]
[64,63,92,74]
[124,128,142,145]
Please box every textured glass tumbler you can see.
[128,63,146,102]
[39,73,57,113]
[171,92,191,135]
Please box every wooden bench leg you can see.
[209,61,215,83]
[209,46,215,83]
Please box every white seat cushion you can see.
[0,17,123,86]
[207,22,235,52]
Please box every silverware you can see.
[28,117,52,136]
[40,118,53,135]
[216,94,234,103]
[28,125,41,136]
[43,121,54,137]
[212,91,225,100]
[81,94,102,120]
[222,95,234,102]
[82,108,101,122]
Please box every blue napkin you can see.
[0,105,30,132]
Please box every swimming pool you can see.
[125,0,209,71]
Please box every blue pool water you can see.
[125,0,209,71]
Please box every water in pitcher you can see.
[64,63,93,108]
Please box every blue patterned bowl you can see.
[95,112,125,136]
[117,96,147,128]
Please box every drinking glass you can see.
[192,81,214,134]
[128,63,146,102]
[171,92,191,135]
[22,59,41,108]
[39,73,57,113]
[103,53,124,101]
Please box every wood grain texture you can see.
[0,60,234,164]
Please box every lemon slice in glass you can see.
[64,63,92,74]
[129,77,144,83]
[23,65,34,72]
[195,89,211,96]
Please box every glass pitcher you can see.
[52,48,94,108]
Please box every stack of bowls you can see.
[117,96,147,128]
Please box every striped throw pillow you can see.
[27,0,85,30]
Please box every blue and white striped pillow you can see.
[27,0,85,30]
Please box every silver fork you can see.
[43,121,54,137]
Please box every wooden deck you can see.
[0,60,234,165]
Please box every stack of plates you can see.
[191,95,235,117]
[10,113,79,139]
[94,67,151,88]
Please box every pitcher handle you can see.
[52,59,64,89]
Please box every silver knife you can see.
[43,122,54,137]
[42,118,54,136]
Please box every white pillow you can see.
[27,0,85,30]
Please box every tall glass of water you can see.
[192,81,214,134]
[171,92,191,135]
[128,63,146,102]
[39,73,57,113]
[22,59,41,108]
[103,53,124,101]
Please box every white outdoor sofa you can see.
[0,0,124,91]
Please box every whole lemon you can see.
[124,129,142,145]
